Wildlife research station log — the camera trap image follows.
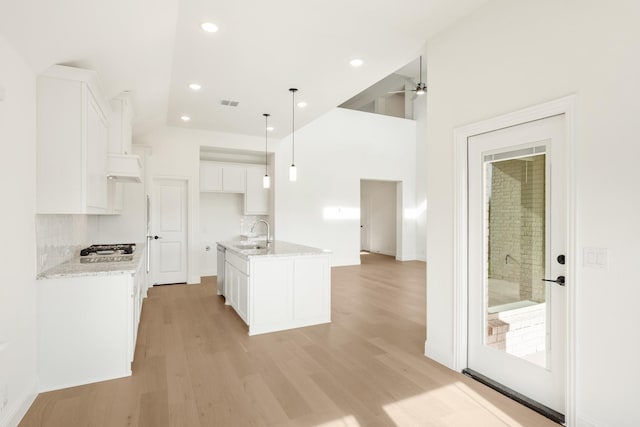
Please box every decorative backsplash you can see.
[36,214,98,274]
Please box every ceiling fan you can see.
[388,55,426,96]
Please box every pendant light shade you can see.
[263,113,270,189]
[289,88,298,182]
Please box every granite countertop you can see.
[37,242,146,280]
[218,240,331,259]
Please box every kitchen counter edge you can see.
[37,242,147,280]
[217,240,331,259]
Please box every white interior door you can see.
[467,115,566,414]
[151,179,188,285]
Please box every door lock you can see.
[542,276,565,286]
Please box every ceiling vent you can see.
[220,99,240,107]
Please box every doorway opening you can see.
[360,180,400,260]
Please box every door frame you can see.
[452,96,577,424]
[150,176,191,285]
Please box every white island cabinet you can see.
[37,246,147,392]
[218,241,331,335]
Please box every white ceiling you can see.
[0,0,490,139]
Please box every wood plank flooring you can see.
[20,253,557,426]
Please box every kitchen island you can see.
[217,240,331,336]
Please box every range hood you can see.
[107,153,142,183]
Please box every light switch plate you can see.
[583,247,608,269]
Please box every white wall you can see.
[360,180,397,256]
[0,35,38,427]
[275,108,417,266]
[413,85,428,261]
[136,126,265,283]
[199,192,266,276]
[424,1,640,426]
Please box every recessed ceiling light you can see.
[297,102,307,108]
[188,83,202,91]
[180,115,191,122]
[267,126,274,132]
[350,58,364,67]
[201,22,219,33]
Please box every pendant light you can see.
[262,113,271,189]
[289,88,298,182]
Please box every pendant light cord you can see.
[263,113,269,175]
[290,88,298,166]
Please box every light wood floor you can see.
[20,253,557,426]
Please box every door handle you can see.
[147,235,162,240]
[542,276,565,286]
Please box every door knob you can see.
[147,235,161,240]
[542,276,565,286]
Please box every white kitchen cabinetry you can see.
[245,165,269,215]
[200,161,246,193]
[249,255,330,335]
[224,251,249,323]
[109,93,133,155]
[38,254,146,392]
[37,65,110,214]
[219,242,331,336]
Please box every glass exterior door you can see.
[467,115,566,414]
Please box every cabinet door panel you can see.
[86,93,108,211]
[245,167,269,214]
[200,161,223,192]
[237,272,248,322]
[223,166,246,193]
[251,259,293,325]
[294,257,330,321]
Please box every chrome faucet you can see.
[250,220,271,245]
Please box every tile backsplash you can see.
[36,214,98,274]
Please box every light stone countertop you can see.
[218,240,331,259]
[37,242,146,279]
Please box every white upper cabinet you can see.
[108,93,133,155]
[222,165,246,193]
[37,65,110,214]
[200,161,223,192]
[200,161,246,193]
[245,165,269,215]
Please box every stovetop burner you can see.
[80,243,136,256]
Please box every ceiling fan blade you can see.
[388,89,416,94]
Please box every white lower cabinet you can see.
[38,259,146,392]
[224,251,249,323]
[222,250,331,335]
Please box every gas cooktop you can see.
[80,243,136,256]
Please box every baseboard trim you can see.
[1,381,38,427]
[462,368,564,425]
[424,340,455,370]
